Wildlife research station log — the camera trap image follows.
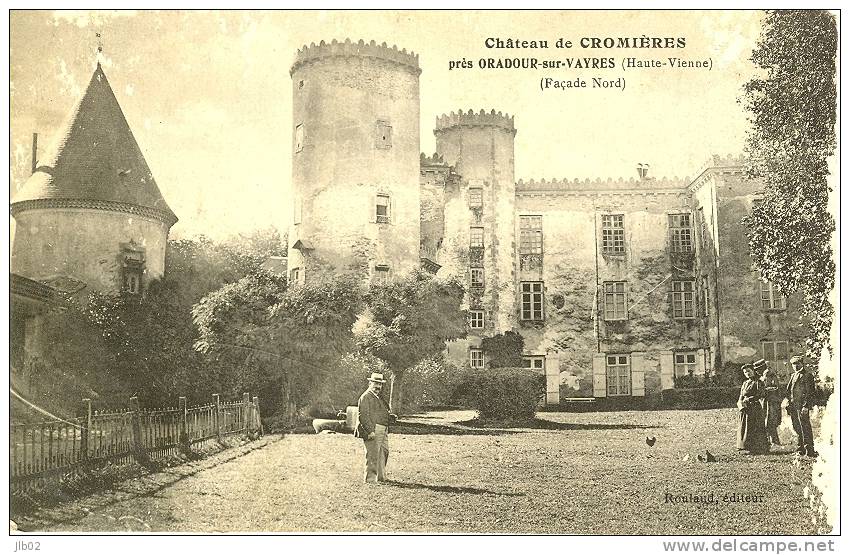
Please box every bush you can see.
[481,331,524,368]
[306,353,388,417]
[461,367,545,420]
[661,386,741,409]
[400,358,472,411]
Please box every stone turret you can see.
[288,39,421,284]
[434,109,517,334]
[11,62,176,296]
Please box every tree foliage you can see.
[84,280,214,407]
[166,227,286,304]
[357,271,467,370]
[742,10,837,357]
[355,270,467,413]
[310,352,389,416]
[193,271,363,418]
[80,228,286,408]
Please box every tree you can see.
[84,280,213,407]
[166,226,286,305]
[742,10,837,358]
[81,229,287,408]
[356,270,467,413]
[193,271,363,421]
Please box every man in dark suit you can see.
[786,356,818,457]
[355,372,391,483]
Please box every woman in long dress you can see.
[761,367,783,446]
[737,364,770,454]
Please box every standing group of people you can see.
[737,355,818,457]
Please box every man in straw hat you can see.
[785,355,818,457]
[355,372,391,483]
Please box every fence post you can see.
[81,398,91,464]
[242,392,250,437]
[252,396,262,437]
[179,396,190,455]
[130,396,149,465]
[213,394,221,442]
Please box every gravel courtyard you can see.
[19,408,824,534]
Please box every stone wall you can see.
[711,169,807,380]
[11,208,169,294]
[515,182,710,402]
[289,42,421,284]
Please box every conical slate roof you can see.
[12,63,177,226]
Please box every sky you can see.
[9,10,764,240]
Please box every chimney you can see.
[31,133,38,174]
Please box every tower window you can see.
[376,194,391,223]
[602,214,625,253]
[469,310,484,329]
[761,278,787,310]
[519,215,543,255]
[295,124,304,153]
[468,188,483,208]
[375,120,392,149]
[120,244,145,295]
[374,264,391,285]
[470,268,484,289]
[470,227,484,248]
[293,197,302,225]
[124,272,141,294]
[470,349,484,369]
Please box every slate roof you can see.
[12,63,177,226]
[260,256,288,275]
[10,273,67,306]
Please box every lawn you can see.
[24,408,826,534]
[272,409,824,534]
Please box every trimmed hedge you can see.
[661,386,741,409]
[460,367,546,419]
[398,358,471,411]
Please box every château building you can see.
[287,39,805,406]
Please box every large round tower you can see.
[288,39,421,284]
[434,110,517,332]
[10,63,177,296]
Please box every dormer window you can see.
[124,272,141,294]
[121,244,145,295]
[468,188,483,208]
